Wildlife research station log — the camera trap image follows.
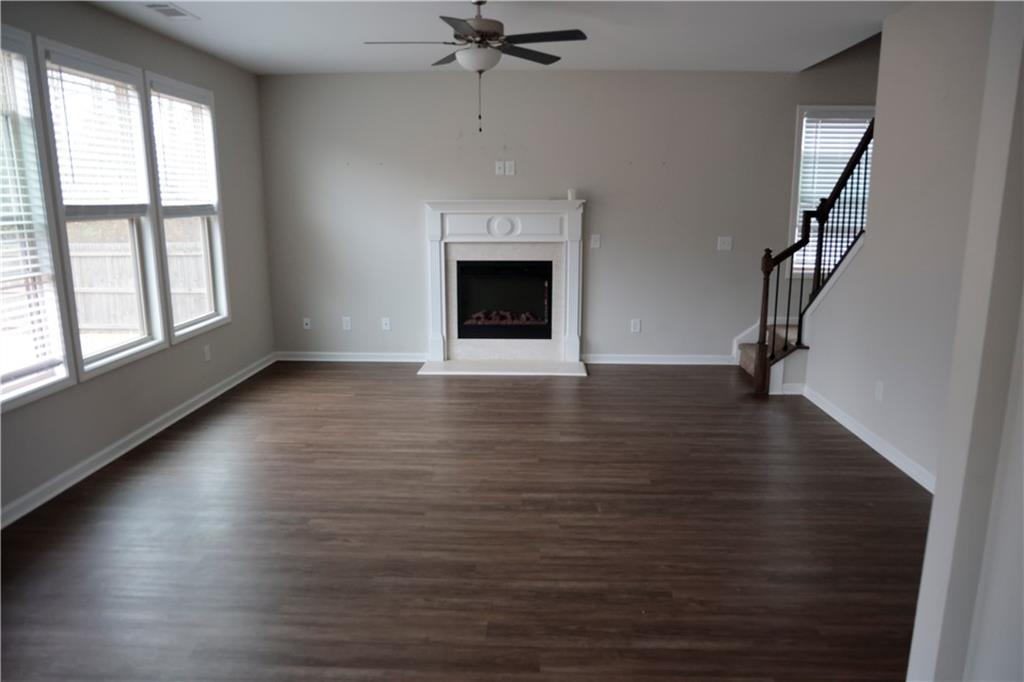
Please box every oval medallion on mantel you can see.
[487,215,520,238]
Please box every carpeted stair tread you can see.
[738,325,806,378]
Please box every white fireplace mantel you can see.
[421,199,585,376]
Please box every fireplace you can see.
[421,199,585,376]
[456,260,553,339]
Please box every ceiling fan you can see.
[366,0,587,130]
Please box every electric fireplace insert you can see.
[456,260,553,339]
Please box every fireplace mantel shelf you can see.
[420,199,586,377]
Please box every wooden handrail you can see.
[771,208,819,267]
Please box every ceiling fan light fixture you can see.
[456,45,502,73]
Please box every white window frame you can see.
[36,38,169,380]
[0,27,78,412]
[786,105,874,276]
[146,73,230,342]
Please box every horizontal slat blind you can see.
[1,49,67,393]
[793,112,872,270]
[151,90,216,207]
[46,62,148,206]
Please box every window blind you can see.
[1,49,67,395]
[46,62,148,207]
[793,112,872,270]
[151,90,216,208]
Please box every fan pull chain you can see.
[477,71,483,133]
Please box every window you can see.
[791,107,873,271]
[0,33,231,407]
[65,218,147,357]
[163,216,214,325]
[1,33,71,404]
[149,79,226,334]
[44,45,164,368]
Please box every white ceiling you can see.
[98,1,896,75]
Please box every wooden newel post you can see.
[753,248,773,394]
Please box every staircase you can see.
[740,119,875,394]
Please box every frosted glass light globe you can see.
[456,46,502,73]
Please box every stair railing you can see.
[754,119,874,394]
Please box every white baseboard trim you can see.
[582,353,736,365]
[1,352,277,528]
[802,385,936,493]
[276,351,428,363]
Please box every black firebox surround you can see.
[456,260,553,340]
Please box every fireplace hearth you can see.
[457,260,553,339]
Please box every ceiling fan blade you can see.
[365,41,458,45]
[499,44,561,66]
[504,29,587,45]
[432,52,459,66]
[440,16,478,38]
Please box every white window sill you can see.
[0,373,77,414]
[81,337,168,382]
[172,313,230,344]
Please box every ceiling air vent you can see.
[145,3,198,20]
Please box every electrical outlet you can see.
[381,317,391,332]
[630,319,642,334]
[504,160,516,176]
[590,234,601,249]
[717,236,734,251]
[874,380,884,402]
[203,344,211,362]
[495,160,505,176]
[342,316,352,331]
[302,317,312,330]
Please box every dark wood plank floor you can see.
[2,363,931,681]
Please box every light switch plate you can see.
[717,236,734,251]
[494,161,505,176]
[342,316,352,331]
[590,234,601,249]
[504,160,516,176]
[381,317,391,332]
[630,319,642,334]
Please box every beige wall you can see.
[965,296,1023,681]
[803,4,995,478]
[258,42,880,359]
[1,3,275,507]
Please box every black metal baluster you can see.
[851,163,860,237]
[834,194,841,278]
[847,166,855,244]
[840,183,847,262]
[859,151,868,235]
[828,195,838,281]
[849,166,858,243]
[828,195,837,280]
[843,173,851,253]
[797,221,808,341]
[785,256,794,351]
[771,265,781,359]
